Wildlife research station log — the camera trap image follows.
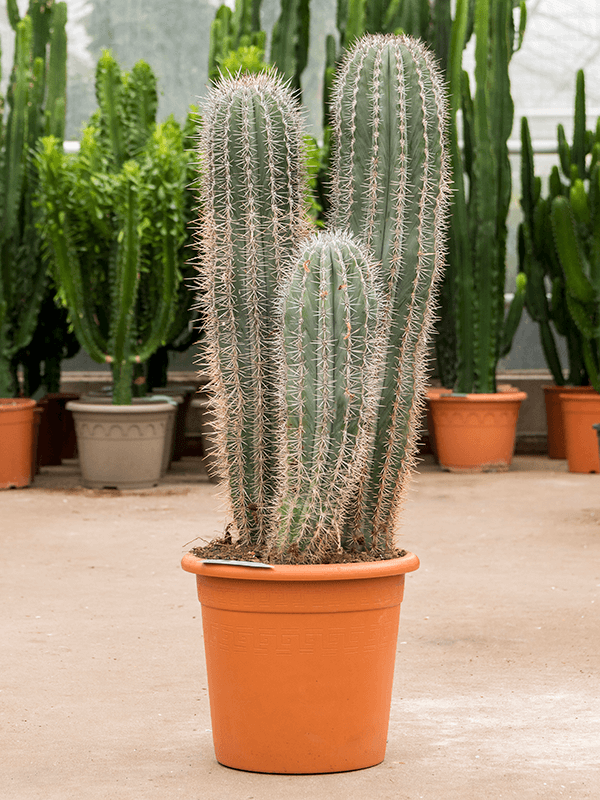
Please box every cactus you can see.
[328,33,451,546]
[196,35,450,561]
[435,0,527,393]
[36,54,189,405]
[520,70,600,389]
[276,231,384,558]
[270,0,310,96]
[197,71,312,545]
[0,2,68,398]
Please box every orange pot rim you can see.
[0,397,36,410]
[559,391,600,403]
[428,391,527,403]
[543,383,595,393]
[181,551,419,582]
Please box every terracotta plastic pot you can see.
[181,552,420,774]
[424,386,452,460]
[67,400,176,489]
[560,391,600,473]
[0,398,36,489]
[428,390,527,472]
[543,384,595,459]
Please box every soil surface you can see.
[3,454,599,799]
[190,536,407,564]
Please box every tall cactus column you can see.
[329,34,451,547]
[197,72,311,546]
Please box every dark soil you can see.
[190,534,407,565]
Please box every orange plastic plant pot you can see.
[0,398,36,489]
[543,385,596,459]
[428,391,527,472]
[181,553,419,774]
[560,391,600,473]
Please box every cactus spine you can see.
[0,1,68,397]
[328,34,451,546]
[276,231,384,558]
[198,72,311,546]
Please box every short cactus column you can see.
[275,231,384,560]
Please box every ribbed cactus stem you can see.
[274,231,384,559]
[329,34,451,546]
[198,71,311,545]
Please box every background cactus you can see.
[328,33,451,547]
[0,1,68,398]
[520,70,600,390]
[208,0,308,95]
[434,0,527,393]
[196,34,450,561]
[36,52,190,405]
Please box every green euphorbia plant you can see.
[194,33,451,563]
[36,52,195,404]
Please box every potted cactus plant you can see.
[520,70,600,471]
[181,33,451,773]
[427,0,528,472]
[35,52,192,488]
[0,1,67,489]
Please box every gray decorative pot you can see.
[66,400,177,489]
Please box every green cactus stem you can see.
[329,33,451,546]
[270,0,310,96]
[197,70,312,546]
[274,231,384,560]
[0,3,68,398]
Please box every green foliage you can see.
[197,35,450,562]
[520,70,600,391]
[219,45,267,77]
[208,0,267,83]
[36,53,192,405]
[0,2,68,398]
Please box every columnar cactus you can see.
[198,71,311,545]
[0,1,68,398]
[436,0,527,393]
[197,35,450,561]
[275,231,384,559]
[328,34,451,547]
[519,70,600,390]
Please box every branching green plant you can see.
[196,34,450,563]
[36,52,191,404]
[520,70,600,391]
[0,1,67,398]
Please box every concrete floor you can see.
[2,455,599,799]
